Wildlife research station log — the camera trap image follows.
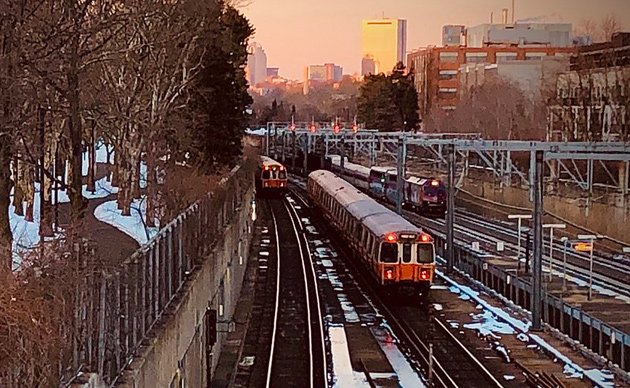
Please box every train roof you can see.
[309,170,421,237]
[370,166,396,174]
[260,156,284,167]
[329,155,371,176]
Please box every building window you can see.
[525,52,547,61]
[496,52,518,63]
[442,106,457,111]
[465,52,487,63]
[438,70,458,80]
[439,52,458,63]
[438,88,457,99]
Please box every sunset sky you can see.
[242,0,630,80]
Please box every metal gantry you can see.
[262,122,630,331]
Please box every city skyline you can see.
[242,0,630,80]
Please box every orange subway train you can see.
[308,170,436,298]
[256,156,288,196]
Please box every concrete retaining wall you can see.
[115,185,255,387]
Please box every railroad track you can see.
[290,173,630,297]
[235,198,326,387]
[406,209,630,297]
[289,186,504,388]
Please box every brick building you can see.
[408,45,575,118]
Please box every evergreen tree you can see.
[186,2,254,171]
[357,62,420,131]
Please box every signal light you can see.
[573,242,593,252]
[309,124,317,133]
[290,123,296,132]
[333,124,340,134]
[352,124,358,133]
[385,233,397,242]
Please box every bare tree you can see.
[575,14,624,43]
[600,13,623,42]
[429,77,546,140]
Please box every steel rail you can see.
[284,197,328,385]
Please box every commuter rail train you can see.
[329,156,447,217]
[308,170,436,297]
[256,156,288,195]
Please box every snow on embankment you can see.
[94,198,158,245]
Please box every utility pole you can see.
[291,130,296,171]
[395,136,406,214]
[532,150,544,331]
[303,134,309,176]
[265,122,270,156]
[340,133,345,171]
[446,144,455,274]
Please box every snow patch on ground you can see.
[96,144,113,164]
[440,271,531,333]
[329,326,370,387]
[53,175,119,205]
[93,198,158,245]
[9,184,66,269]
[139,160,148,189]
[336,294,360,323]
[439,270,619,386]
[463,310,516,337]
[370,326,425,387]
[9,187,41,269]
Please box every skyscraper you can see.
[307,63,343,82]
[361,18,407,75]
[246,42,267,86]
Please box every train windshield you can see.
[424,182,446,196]
[369,170,382,181]
[417,243,434,263]
[380,242,398,263]
[262,170,271,179]
[278,170,287,179]
[402,243,412,263]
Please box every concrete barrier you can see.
[111,185,255,386]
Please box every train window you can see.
[380,242,398,263]
[278,170,287,179]
[417,243,434,263]
[402,243,412,263]
[262,170,271,179]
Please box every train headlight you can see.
[418,233,432,243]
[420,269,431,280]
[385,233,397,243]
[385,267,394,280]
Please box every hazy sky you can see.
[242,0,630,80]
